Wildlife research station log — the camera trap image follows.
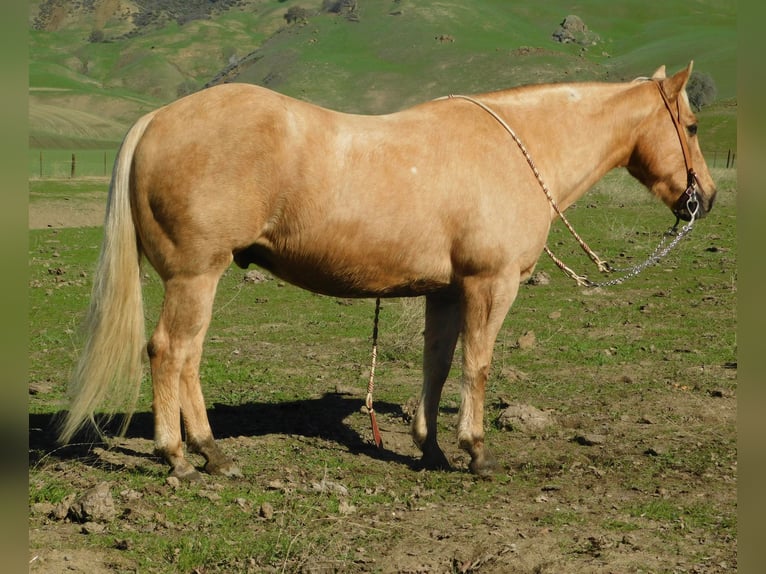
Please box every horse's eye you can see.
[687,124,698,136]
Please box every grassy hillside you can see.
[29,0,737,152]
[228,1,737,112]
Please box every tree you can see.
[686,71,717,111]
[88,29,105,43]
[284,6,310,24]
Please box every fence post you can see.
[70,153,76,178]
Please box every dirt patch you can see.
[29,380,737,573]
[29,197,105,229]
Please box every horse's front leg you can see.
[412,293,462,470]
[458,273,518,475]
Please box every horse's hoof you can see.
[205,460,243,478]
[170,465,204,482]
[419,449,452,471]
[468,452,499,477]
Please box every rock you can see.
[644,444,667,457]
[80,521,106,534]
[243,270,270,284]
[497,403,555,433]
[259,501,275,520]
[29,380,54,395]
[165,476,181,489]
[338,499,357,515]
[68,482,116,523]
[311,478,349,496]
[30,502,55,517]
[552,15,600,46]
[527,271,550,286]
[53,493,76,520]
[198,489,222,502]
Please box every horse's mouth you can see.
[673,204,702,221]
[672,189,712,221]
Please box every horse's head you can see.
[627,62,717,221]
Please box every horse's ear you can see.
[662,61,694,100]
[651,65,667,80]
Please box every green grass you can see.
[628,499,734,531]
[29,178,109,199]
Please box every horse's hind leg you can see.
[149,271,239,480]
[412,293,461,470]
[179,317,242,478]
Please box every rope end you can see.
[368,408,383,449]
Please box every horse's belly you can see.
[232,241,451,298]
[234,243,450,297]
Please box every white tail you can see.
[58,111,157,443]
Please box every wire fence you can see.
[29,147,737,179]
[705,149,736,169]
[30,150,117,179]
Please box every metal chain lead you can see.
[545,197,697,288]
[581,215,695,288]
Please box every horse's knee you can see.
[146,338,159,359]
[147,330,170,364]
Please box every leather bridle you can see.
[655,81,702,221]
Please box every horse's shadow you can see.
[29,392,425,474]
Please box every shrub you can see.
[88,29,105,43]
[176,79,199,98]
[686,71,717,111]
[284,6,310,24]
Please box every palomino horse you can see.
[60,63,716,479]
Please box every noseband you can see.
[655,81,701,220]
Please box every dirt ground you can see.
[28,196,737,574]
[29,385,737,573]
[28,195,105,229]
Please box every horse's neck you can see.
[491,81,651,211]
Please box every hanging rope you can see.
[365,298,383,448]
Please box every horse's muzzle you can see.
[672,170,712,221]
[673,189,703,221]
